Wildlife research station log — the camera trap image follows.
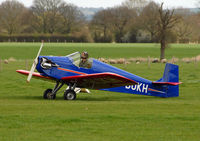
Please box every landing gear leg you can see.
[43,81,64,100]
[64,83,77,100]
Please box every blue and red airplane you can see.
[16,42,181,100]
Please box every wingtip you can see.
[16,70,21,73]
[16,70,25,73]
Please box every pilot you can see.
[79,52,92,68]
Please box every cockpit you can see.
[67,52,93,69]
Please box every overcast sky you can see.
[0,0,197,8]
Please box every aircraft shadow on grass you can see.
[9,94,160,102]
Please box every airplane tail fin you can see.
[152,63,180,97]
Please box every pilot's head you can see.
[81,52,88,62]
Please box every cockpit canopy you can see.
[67,52,93,69]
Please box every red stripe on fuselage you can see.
[58,67,87,75]
[148,88,165,94]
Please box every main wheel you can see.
[43,89,56,100]
[64,90,76,100]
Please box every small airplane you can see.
[17,42,181,100]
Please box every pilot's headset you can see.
[82,52,89,59]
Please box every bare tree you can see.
[186,13,200,42]
[31,0,64,34]
[174,18,192,43]
[0,0,26,35]
[140,1,159,42]
[110,6,137,42]
[174,8,194,43]
[90,9,112,42]
[20,8,38,33]
[157,3,179,60]
[59,3,85,34]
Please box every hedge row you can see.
[0,34,89,42]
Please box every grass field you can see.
[0,43,200,141]
[0,42,200,59]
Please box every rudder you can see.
[162,63,179,83]
[153,63,179,97]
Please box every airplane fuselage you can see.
[36,56,177,98]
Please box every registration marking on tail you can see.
[125,83,149,93]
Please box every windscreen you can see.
[67,52,81,67]
[67,52,93,68]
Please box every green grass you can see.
[0,43,200,140]
[0,43,200,59]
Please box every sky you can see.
[0,0,198,8]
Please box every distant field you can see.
[0,43,200,59]
[0,43,200,140]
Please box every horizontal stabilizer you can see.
[152,82,181,86]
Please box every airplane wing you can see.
[61,73,137,89]
[17,70,137,89]
[16,70,54,81]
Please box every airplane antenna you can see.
[27,40,44,83]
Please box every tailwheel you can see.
[43,89,56,100]
[64,90,76,100]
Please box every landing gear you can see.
[43,81,64,100]
[43,89,56,99]
[63,83,77,100]
[43,81,77,100]
[64,90,76,100]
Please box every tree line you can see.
[1,0,200,59]
[0,0,89,42]
[0,0,199,45]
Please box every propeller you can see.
[27,41,44,83]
